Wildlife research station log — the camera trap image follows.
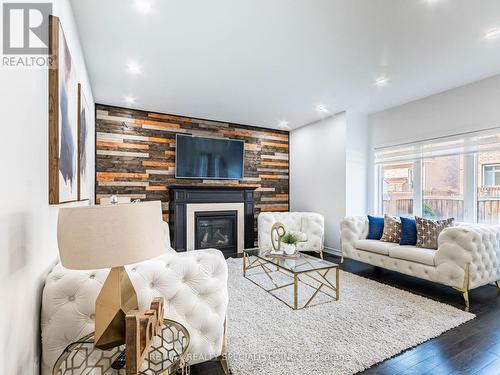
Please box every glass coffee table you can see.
[243,248,340,310]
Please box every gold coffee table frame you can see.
[243,249,340,310]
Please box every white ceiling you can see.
[70,0,500,129]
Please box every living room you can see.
[1,0,500,374]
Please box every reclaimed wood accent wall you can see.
[95,104,289,237]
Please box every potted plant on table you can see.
[280,232,300,255]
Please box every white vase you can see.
[282,243,296,255]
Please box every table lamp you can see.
[57,201,164,350]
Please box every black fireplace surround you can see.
[169,186,256,257]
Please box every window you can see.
[375,128,500,224]
[477,152,500,224]
[422,155,464,221]
[382,162,414,216]
[482,164,500,187]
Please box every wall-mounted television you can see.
[176,134,244,179]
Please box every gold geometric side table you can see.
[52,319,190,375]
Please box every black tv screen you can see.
[176,135,244,179]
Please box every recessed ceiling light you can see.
[127,61,142,75]
[374,76,389,87]
[484,27,500,40]
[316,104,329,114]
[278,121,290,130]
[124,96,136,104]
[134,0,152,14]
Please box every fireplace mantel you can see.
[169,185,257,253]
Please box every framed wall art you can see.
[49,15,78,204]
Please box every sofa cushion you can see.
[400,217,417,246]
[389,245,436,266]
[367,215,384,240]
[354,239,398,256]
[416,216,454,249]
[380,214,402,243]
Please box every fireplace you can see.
[169,186,256,257]
[195,211,237,257]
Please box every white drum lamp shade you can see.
[57,200,164,270]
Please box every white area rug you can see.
[226,258,475,375]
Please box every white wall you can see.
[290,113,343,250]
[0,1,94,373]
[290,112,369,250]
[368,74,500,213]
[370,74,500,149]
[345,112,369,217]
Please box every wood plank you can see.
[96,141,149,150]
[145,186,167,191]
[259,174,288,180]
[164,150,176,156]
[142,161,175,167]
[97,150,149,158]
[135,119,181,128]
[148,113,191,122]
[265,131,288,139]
[260,206,289,212]
[99,181,150,187]
[261,161,289,167]
[261,141,288,149]
[142,124,189,133]
[149,136,175,143]
[146,169,175,175]
[97,172,149,181]
[261,154,289,160]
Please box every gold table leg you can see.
[293,274,298,310]
[336,267,340,300]
[243,251,247,277]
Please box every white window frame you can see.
[376,154,479,223]
[482,163,500,187]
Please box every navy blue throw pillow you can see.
[367,215,384,240]
[400,217,417,245]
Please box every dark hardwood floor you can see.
[191,253,500,375]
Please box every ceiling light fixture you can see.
[316,104,329,114]
[278,121,290,130]
[484,27,500,40]
[374,76,389,87]
[134,0,152,14]
[127,61,142,74]
[124,96,136,105]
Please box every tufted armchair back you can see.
[41,247,228,375]
[258,212,324,252]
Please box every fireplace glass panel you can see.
[195,211,237,251]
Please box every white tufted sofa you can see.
[258,212,324,255]
[341,216,500,307]
[41,223,228,375]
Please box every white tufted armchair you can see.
[258,212,324,257]
[41,223,229,375]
